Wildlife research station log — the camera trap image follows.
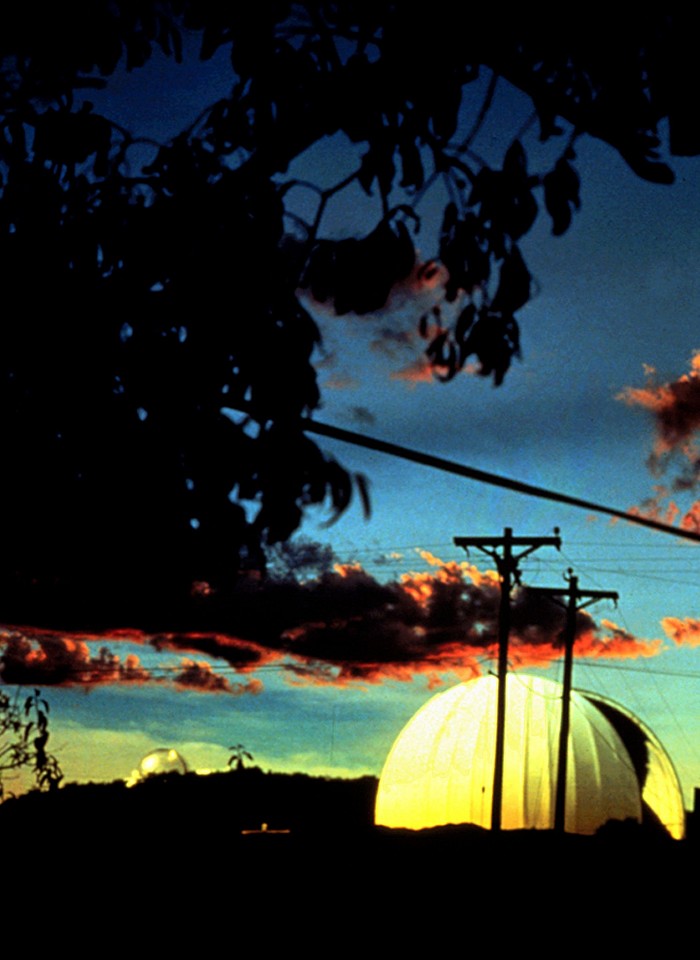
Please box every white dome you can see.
[375,674,646,835]
[138,748,188,779]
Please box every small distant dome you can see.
[138,748,188,779]
[375,674,656,835]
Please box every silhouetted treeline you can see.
[2,766,695,856]
[2,768,697,936]
[0,767,379,839]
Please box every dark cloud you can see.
[303,258,447,323]
[0,549,669,693]
[174,658,231,692]
[173,659,263,695]
[390,356,436,384]
[211,555,660,685]
[150,632,276,670]
[618,353,700,475]
[0,631,153,686]
[619,354,700,529]
[265,538,335,581]
[372,552,404,566]
[349,406,376,426]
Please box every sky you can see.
[2,35,700,811]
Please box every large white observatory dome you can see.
[375,674,684,837]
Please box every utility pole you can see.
[453,527,561,831]
[529,571,618,832]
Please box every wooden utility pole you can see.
[453,527,561,831]
[529,571,618,832]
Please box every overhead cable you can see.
[304,418,700,544]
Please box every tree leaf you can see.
[491,247,531,314]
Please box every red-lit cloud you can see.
[618,353,700,463]
[390,349,477,385]
[173,659,263,695]
[306,258,455,385]
[661,616,700,647]
[679,500,700,532]
[619,354,700,530]
[229,551,660,686]
[0,549,684,694]
[581,618,663,658]
[149,632,278,672]
[390,356,437,384]
[0,630,153,687]
[0,626,274,693]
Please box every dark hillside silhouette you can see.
[1,769,693,912]
[0,767,380,840]
[0,6,698,631]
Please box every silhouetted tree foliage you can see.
[0,5,697,629]
[0,689,63,799]
[228,743,254,772]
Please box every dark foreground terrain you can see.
[2,768,696,937]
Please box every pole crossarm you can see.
[454,530,561,590]
[528,586,619,608]
[453,535,562,549]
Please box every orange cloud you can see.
[625,486,677,524]
[508,619,663,668]
[0,631,154,687]
[261,559,663,687]
[173,659,264,695]
[174,659,232,693]
[618,351,700,467]
[391,356,437,384]
[0,625,275,692]
[581,619,663,658]
[680,500,700,531]
[390,353,477,385]
[0,551,671,694]
[416,549,501,588]
[661,616,700,647]
[619,354,700,527]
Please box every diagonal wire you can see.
[303,417,700,544]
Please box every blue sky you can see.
[3,41,700,810]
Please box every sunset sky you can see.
[3,40,700,809]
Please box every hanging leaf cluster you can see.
[303,218,416,316]
[422,140,579,385]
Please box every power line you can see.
[524,659,700,680]
[303,417,700,544]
